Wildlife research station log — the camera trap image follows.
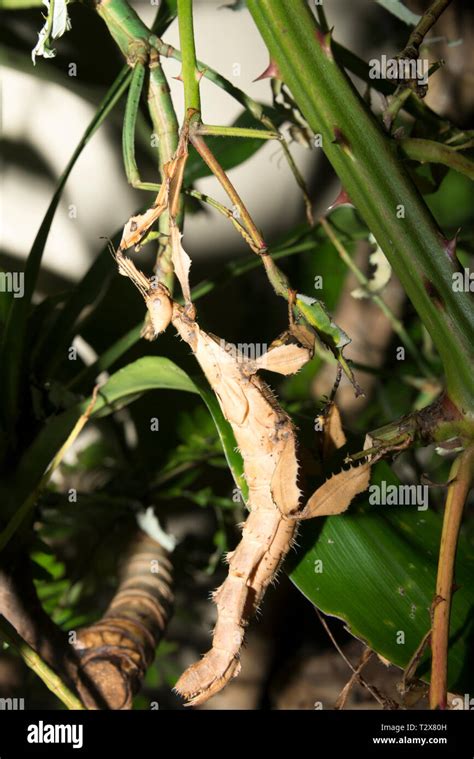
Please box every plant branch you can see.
[177,0,201,118]
[400,0,453,60]
[0,615,84,710]
[195,123,279,140]
[398,138,474,180]
[246,0,474,413]
[430,446,474,709]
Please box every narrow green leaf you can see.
[0,65,131,438]
[195,380,247,499]
[32,243,115,376]
[374,0,421,25]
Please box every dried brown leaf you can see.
[299,460,371,519]
[323,403,346,460]
[170,222,192,305]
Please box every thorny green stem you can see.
[247,0,474,414]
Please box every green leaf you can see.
[9,357,198,512]
[8,357,246,532]
[32,242,115,377]
[0,65,131,440]
[374,0,421,25]
[196,380,247,499]
[289,462,474,692]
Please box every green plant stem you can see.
[0,616,85,710]
[195,124,279,140]
[176,22,447,138]
[155,37,266,121]
[430,446,474,709]
[320,218,432,378]
[177,0,201,118]
[247,0,474,413]
[399,138,474,180]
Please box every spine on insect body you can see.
[172,310,304,706]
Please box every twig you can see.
[430,446,474,709]
[401,628,431,696]
[400,0,453,60]
[0,615,85,710]
[314,608,395,708]
[399,138,474,180]
[334,648,373,709]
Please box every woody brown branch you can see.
[75,531,173,709]
[0,530,173,709]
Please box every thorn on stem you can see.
[314,27,334,59]
[326,187,353,213]
[253,59,281,82]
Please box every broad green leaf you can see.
[289,462,474,692]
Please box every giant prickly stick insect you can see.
[113,237,371,705]
[113,108,371,703]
